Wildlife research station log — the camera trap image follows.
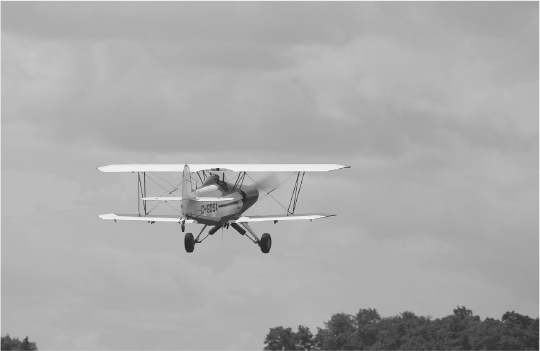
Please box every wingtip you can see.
[332,165,350,171]
[98,213,117,220]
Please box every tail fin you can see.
[182,164,190,215]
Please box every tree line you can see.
[1,335,37,351]
[263,307,539,350]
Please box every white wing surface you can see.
[99,213,197,223]
[141,197,183,201]
[232,213,336,223]
[99,213,333,223]
[98,164,185,172]
[98,164,349,173]
[141,197,235,202]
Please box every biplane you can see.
[98,164,349,253]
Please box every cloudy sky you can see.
[2,2,538,350]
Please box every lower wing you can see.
[98,213,334,224]
[231,213,336,223]
[141,197,234,202]
[99,213,197,223]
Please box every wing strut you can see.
[233,172,247,191]
[287,171,305,215]
[138,172,148,216]
[137,172,184,216]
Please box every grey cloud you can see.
[4,2,537,160]
[2,2,364,46]
[5,3,536,47]
[151,42,293,70]
[4,54,536,161]
[431,2,538,39]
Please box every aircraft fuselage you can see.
[182,175,259,225]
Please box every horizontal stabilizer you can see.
[99,213,197,223]
[98,164,350,173]
[141,197,235,202]
[232,213,336,223]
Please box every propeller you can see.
[253,172,281,194]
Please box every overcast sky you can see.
[2,2,538,350]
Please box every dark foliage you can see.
[264,326,314,351]
[1,335,38,351]
[263,307,539,350]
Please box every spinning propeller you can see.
[253,172,281,194]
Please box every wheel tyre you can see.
[259,233,272,254]
[184,233,195,253]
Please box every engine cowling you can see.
[239,184,259,213]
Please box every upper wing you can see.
[201,164,350,172]
[99,213,197,223]
[98,164,185,172]
[231,213,336,223]
[98,164,350,173]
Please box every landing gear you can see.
[259,233,272,254]
[183,223,272,254]
[238,222,272,254]
[184,232,195,253]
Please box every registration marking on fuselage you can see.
[200,203,218,215]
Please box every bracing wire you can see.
[142,173,183,214]
[245,172,298,214]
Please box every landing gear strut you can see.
[238,223,272,254]
[184,223,272,254]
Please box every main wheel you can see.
[184,233,195,253]
[259,233,272,254]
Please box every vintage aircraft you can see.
[98,164,349,253]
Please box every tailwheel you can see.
[259,233,272,254]
[184,232,195,253]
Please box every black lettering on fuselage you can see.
[201,203,218,215]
